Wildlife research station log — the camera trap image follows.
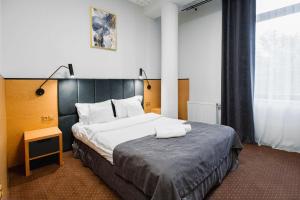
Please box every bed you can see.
[57,79,242,200]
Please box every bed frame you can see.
[58,79,144,151]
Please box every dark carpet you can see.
[8,145,300,200]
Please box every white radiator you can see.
[188,101,221,124]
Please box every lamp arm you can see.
[38,65,67,89]
[142,69,151,87]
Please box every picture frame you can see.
[90,7,117,50]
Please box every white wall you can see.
[2,0,161,79]
[179,0,222,103]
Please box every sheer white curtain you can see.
[255,1,300,153]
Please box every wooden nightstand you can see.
[24,127,63,176]
[151,107,161,114]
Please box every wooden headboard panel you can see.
[58,79,144,151]
[6,79,58,167]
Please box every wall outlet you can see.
[41,115,54,121]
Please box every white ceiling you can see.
[172,0,199,7]
[128,0,196,8]
[128,0,198,18]
[127,0,154,7]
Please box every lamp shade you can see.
[139,68,143,79]
[68,64,74,77]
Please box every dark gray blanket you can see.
[113,122,243,200]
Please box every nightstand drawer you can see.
[29,137,59,158]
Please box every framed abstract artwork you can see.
[90,7,117,50]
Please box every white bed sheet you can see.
[72,113,185,164]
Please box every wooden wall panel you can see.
[5,80,58,167]
[178,80,189,120]
[144,80,189,120]
[144,80,161,113]
[0,76,8,197]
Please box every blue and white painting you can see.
[90,7,117,50]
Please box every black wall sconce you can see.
[36,64,74,96]
[139,68,151,90]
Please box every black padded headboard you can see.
[58,79,144,151]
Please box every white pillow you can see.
[112,100,127,118]
[112,95,144,118]
[127,100,144,117]
[75,103,90,124]
[88,101,115,124]
[75,100,115,124]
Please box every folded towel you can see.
[155,124,192,139]
[184,124,192,133]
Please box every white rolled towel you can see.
[155,123,192,139]
[184,124,192,133]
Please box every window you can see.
[255,0,300,100]
[254,0,300,153]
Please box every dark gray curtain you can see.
[221,0,256,143]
